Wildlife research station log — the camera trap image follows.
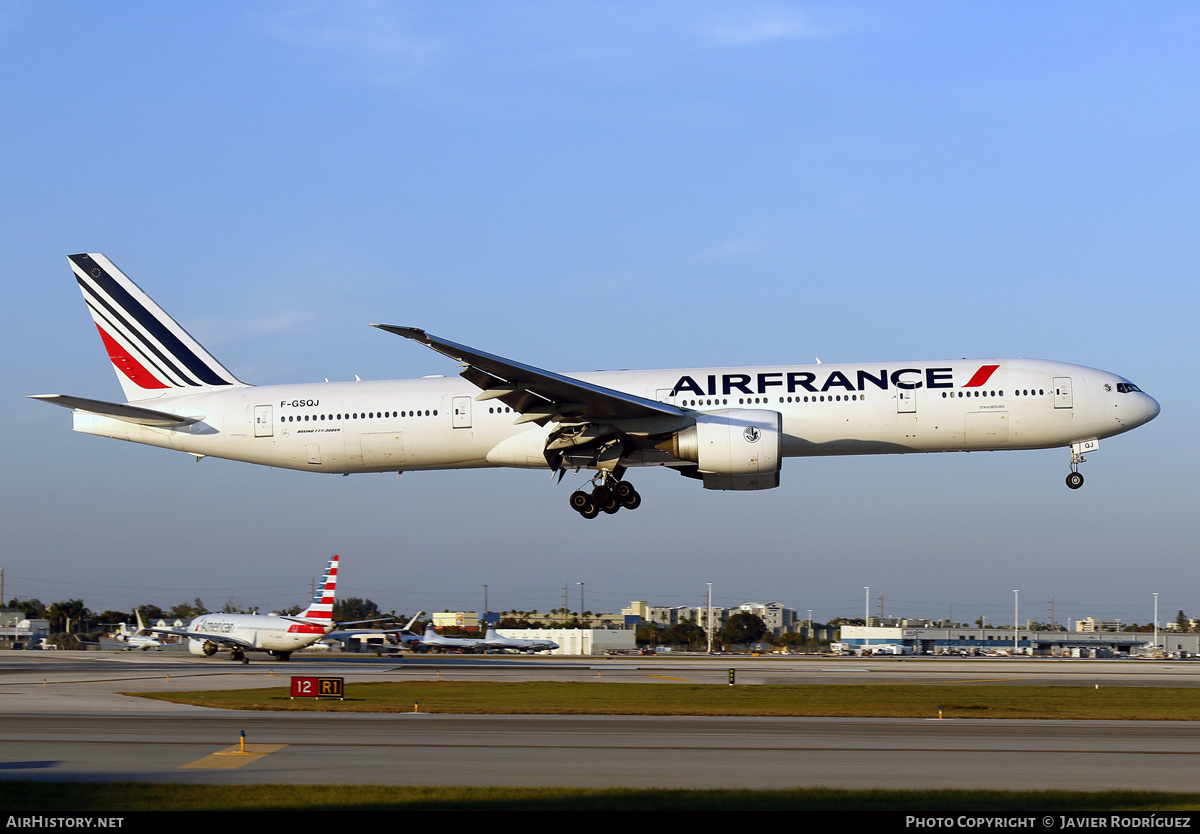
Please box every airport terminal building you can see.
[839,625,1163,656]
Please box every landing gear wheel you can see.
[579,501,600,519]
[622,490,642,510]
[1066,472,1084,489]
[591,485,612,505]
[615,481,635,501]
[602,501,621,514]
[569,490,591,511]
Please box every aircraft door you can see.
[1053,377,1073,408]
[452,396,472,428]
[656,388,677,405]
[361,432,404,467]
[896,390,916,413]
[253,405,273,437]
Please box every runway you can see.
[1,651,1198,790]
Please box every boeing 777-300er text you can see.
[33,254,1160,517]
[149,554,382,661]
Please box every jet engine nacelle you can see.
[667,408,782,490]
[188,638,219,657]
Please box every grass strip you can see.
[2,782,1200,812]
[130,681,1200,720]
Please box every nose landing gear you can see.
[1066,439,1097,490]
[569,475,641,519]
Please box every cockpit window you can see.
[1116,383,1142,394]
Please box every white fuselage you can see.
[483,630,559,652]
[116,634,163,651]
[70,358,1159,476]
[186,613,330,656]
[417,629,483,652]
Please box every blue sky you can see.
[2,2,1196,627]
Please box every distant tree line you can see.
[635,613,831,652]
[4,596,403,641]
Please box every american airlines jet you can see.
[33,254,1160,518]
[150,554,373,661]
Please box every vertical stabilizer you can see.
[68,253,247,402]
[300,555,339,622]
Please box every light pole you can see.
[578,582,584,628]
[1013,590,1019,656]
[706,583,713,654]
[864,587,870,626]
[1153,592,1159,656]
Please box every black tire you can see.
[602,501,621,514]
[569,490,591,511]
[1066,472,1084,489]
[615,481,635,500]
[580,501,600,519]
[592,485,612,505]
[622,490,642,510]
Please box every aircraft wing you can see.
[28,394,200,427]
[325,627,412,643]
[146,627,254,650]
[371,325,688,425]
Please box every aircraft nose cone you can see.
[1144,394,1161,423]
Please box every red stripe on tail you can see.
[96,325,168,389]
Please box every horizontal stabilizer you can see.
[28,394,200,427]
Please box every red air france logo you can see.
[963,365,1000,388]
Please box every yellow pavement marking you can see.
[181,743,288,770]
[647,675,691,682]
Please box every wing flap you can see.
[146,627,254,650]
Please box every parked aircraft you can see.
[327,612,424,655]
[415,626,483,654]
[111,611,164,651]
[480,627,559,654]
[33,254,1160,517]
[148,555,379,661]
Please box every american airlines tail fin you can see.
[299,555,339,623]
[68,253,247,402]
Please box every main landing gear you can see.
[569,475,642,519]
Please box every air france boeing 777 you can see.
[33,254,1160,518]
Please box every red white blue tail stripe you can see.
[68,253,245,402]
[299,555,338,623]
